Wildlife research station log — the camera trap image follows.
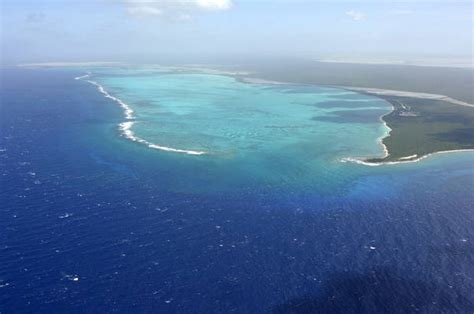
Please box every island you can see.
[347,88,474,163]
[233,60,474,164]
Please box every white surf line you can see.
[341,149,474,166]
[85,79,135,120]
[75,73,207,156]
[74,72,90,80]
[399,154,418,160]
[118,122,206,155]
[364,101,394,163]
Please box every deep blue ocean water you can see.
[1,68,473,313]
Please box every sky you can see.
[1,0,473,65]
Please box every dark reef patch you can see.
[305,100,377,109]
[312,109,388,124]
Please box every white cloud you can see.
[127,6,163,17]
[196,0,232,10]
[346,10,365,21]
[120,0,232,18]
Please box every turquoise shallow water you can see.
[2,68,474,312]
[92,68,391,194]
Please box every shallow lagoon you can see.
[1,67,473,312]
[92,69,392,194]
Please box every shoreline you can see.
[75,73,207,156]
[375,103,393,160]
[341,149,474,166]
[74,68,472,165]
[340,99,474,166]
[335,85,474,166]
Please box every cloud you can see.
[127,6,163,16]
[345,10,365,21]
[120,0,232,18]
[196,0,231,10]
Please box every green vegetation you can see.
[366,96,474,162]
[236,59,474,103]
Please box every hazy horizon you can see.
[2,2,474,312]
[1,0,472,66]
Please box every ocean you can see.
[1,67,473,313]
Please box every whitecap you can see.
[59,213,73,219]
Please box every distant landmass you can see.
[233,59,474,164]
[237,59,474,104]
[315,57,473,69]
[18,60,474,165]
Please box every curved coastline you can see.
[75,73,207,156]
[75,70,473,164]
[340,98,393,166]
[237,77,399,165]
[341,149,474,166]
[340,95,474,166]
[238,76,474,166]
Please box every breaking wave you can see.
[75,73,206,156]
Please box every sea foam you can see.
[74,73,90,80]
[76,73,206,156]
[341,149,474,166]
